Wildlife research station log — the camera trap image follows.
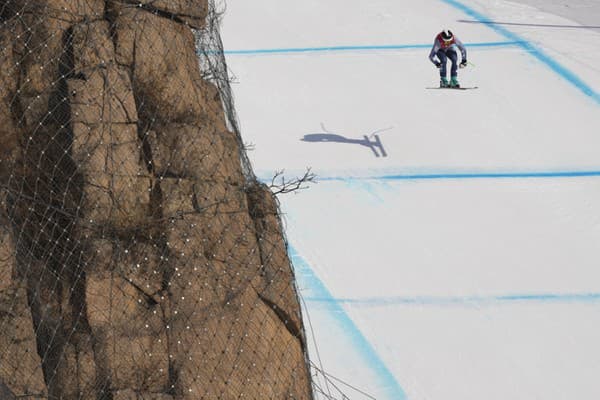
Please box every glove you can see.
[434,61,441,68]
[460,60,467,68]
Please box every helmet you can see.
[440,29,454,42]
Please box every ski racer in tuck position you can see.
[429,30,468,88]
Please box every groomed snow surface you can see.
[221,1,600,399]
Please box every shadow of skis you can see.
[363,134,387,157]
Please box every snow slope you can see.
[221,1,600,399]
[510,0,600,32]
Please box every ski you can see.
[426,86,478,90]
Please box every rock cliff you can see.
[0,1,312,398]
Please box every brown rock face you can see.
[0,1,312,399]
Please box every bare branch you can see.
[269,168,317,195]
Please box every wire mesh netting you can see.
[0,1,314,398]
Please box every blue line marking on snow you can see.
[224,40,521,55]
[440,0,600,104]
[307,292,600,307]
[289,246,407,400]
[316,170,600,182]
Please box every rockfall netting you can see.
[0,1,313,398]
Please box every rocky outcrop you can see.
[0,1,312,399]
[0,212,47,399]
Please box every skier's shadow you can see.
[301,125,390,157]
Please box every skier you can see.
[429,29,467,88]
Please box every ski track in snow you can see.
[224,40,522,55]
